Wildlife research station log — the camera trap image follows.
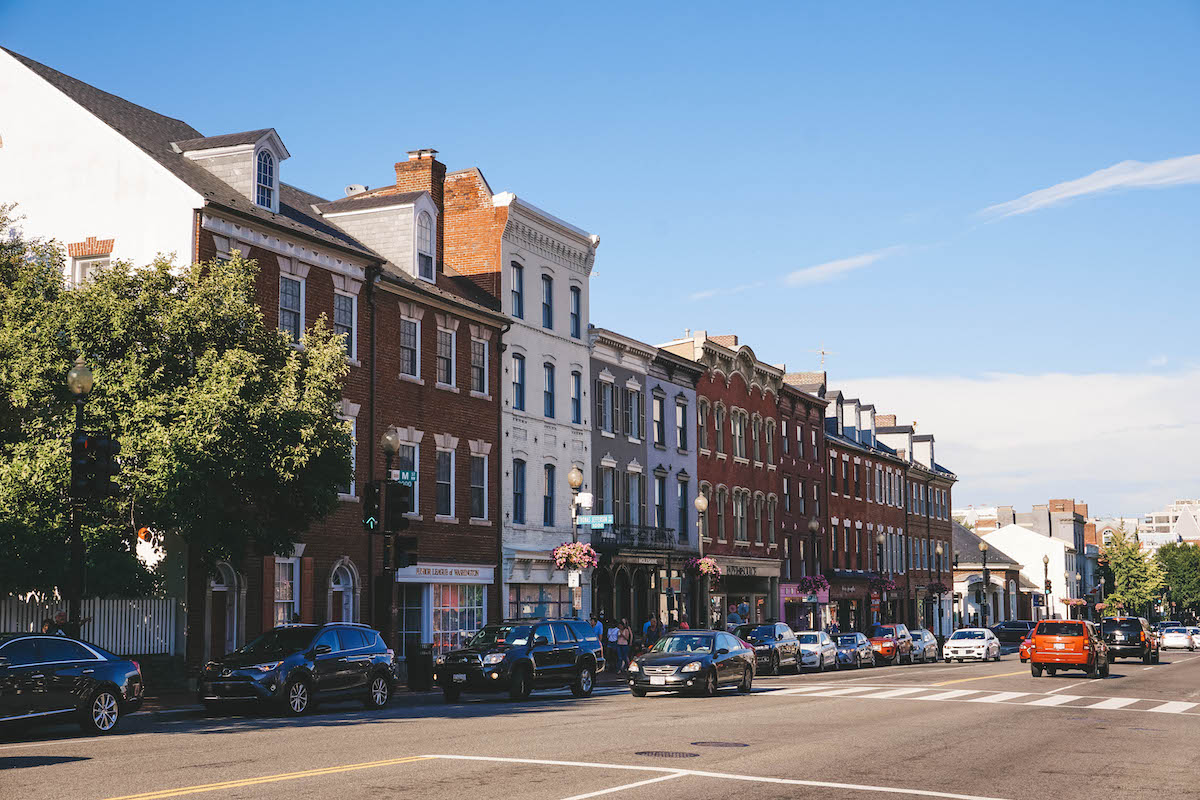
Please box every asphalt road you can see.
[5,649,1200,800]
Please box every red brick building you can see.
[659,333,784,630]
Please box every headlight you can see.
[482,653,505,666]
[250,662,282,672]
[435,655,446,665]
[681,661,702,673]
[628,662,639,672]
[755,645,768,651]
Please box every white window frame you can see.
[279,274,305,344]
[416,211,435,283]
[255,148,278,212]
[470,336,489,397]
[399,314,421,381]
[70,256,109,286]
[333,290,357,362]
[470,453,488,521]
[397,441,421,517]
[273,556,300,626]
[436,327,457,388]
[338,417,357,499]
[435,448,455,520]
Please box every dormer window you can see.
[417,211,434,281]
[256,150,276,209]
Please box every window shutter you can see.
[261,557,275,634]
[622,390,631,436]
[639,480,647,528]
[595,381,603,429]
[301,557,315,623]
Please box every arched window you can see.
[417,212,434,281]
[255,150,275,209]
[329,563,357,623]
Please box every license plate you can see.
[1054,643,1065,650]
[453,673,467,682]
[650,676,666,686]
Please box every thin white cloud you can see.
[839,369,1200,517]
[783,245,906,287]
[1149,355,1169,368]
[982,154,1200,218]
[687,281,764,302]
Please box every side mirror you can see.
[314,644,332,656]
[777,632,785,640]
[717,647,730,655]
[533,635,550,647]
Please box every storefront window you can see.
[432,583,485,654]
[397,583,423,661]
[509,583,571,620]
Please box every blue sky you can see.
[5,2,1198,516]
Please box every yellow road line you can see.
[102,755,432,800]
[932,671,1028,686]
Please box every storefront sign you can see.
[727,565,758,577]
[395,563,495,584]
[828,582,866,601]
[780,583,829,604]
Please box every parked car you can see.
[628,630,754,696]
[797,630,838,671]
[0,632,143,735]
[942,628,1001,662]
[1019,634,1035,663]
[834,633,875,669]
[435,619,603,702]
[733,622,799,675]
[991,620,1036,644]
[1160,627,1195,651]
[1029,620,1109,678]
[1101,616,1160,663]
[1154,620,1182,634]
[869,624,914,665]
[1188,627,1200,645]
[909,629,939,663]
[199,623,394,715]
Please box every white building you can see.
[1142,500,1200,541]
[983,524,1079,620]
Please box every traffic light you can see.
[394,535,418,569]
[362,481,380,531]
[385,481,412,532]
[70,431,97,498]
[92,434,121,496]
[1045,579,1053,592]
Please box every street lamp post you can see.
[1074,571,1082,620]
[694,493,709,628]
[935,543,945,648]
[567,466,584,543]
[379,429,401,643]
[807,517,820,630]
[876,532,886,625]
[978,541,990,629]
[1043,554,1051,619]
[66,356,94,629]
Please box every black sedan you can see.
[0,633,143,735]
[733,622,800,675]
[628,630,754,697]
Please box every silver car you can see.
[797,631,837,672]
[834,632,875,669]
[942,628,1001,662]
[1160,627,1195,651]
[909,629,939,663]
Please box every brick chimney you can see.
[395,149,447,267]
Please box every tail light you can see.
[1140,632,1146,643]
[131,660,141,674]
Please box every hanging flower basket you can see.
[552,541,599,571]
[797,575,830,594]
[686,556,721,577]
[1059,597,1086,606]
[868,576,897,593]
[1094,602,1107,611]
[926,581,950,595]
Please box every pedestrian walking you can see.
[643,613,663,648]
[617,618,632,671]
[589,614,604,641]
[606,620,620,668]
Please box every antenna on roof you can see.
[813,343,835,368]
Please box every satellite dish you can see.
[344,184,368,197]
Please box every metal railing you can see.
[592,524,679,552]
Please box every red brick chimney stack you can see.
[395,149,446,266]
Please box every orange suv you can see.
[1029,620,1109,678]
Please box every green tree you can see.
[0,206,351,596]
[1155,542,1200,617]
[1100,526,1163,617]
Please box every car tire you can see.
[1046,667,1057,676]
[509,666,532,701]
[1087,659,1100,679]
[443,688,461,703]
[1100,660,1110,677]
[1031,662,1043,677]
[1154,650,1162,663]
[738,668,753,694]
[80,688,121,734]
[769,653,779,676]
[365,673,391,709]
[631,686,647,697]
[1143,650,1153,665]
[282,677,312,716]
[571,664,595,698]
[702,669,718,697]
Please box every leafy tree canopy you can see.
[1100,526,1163,616]
[0,205,351,596]
[1154,542,1200,614]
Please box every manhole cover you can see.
[691,741,749,748]
[634,751,700,759]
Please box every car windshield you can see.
[234,627,315,656]
[950,630,984,640]
[467,624,532,648]
[650,635,713,654]
[872,626,895,638]
[1102,619,1142,633]
[836,635,859,646]
[734,625,776,640]
[1164,627,1187,634]
[1037,622,1085,637]
[798,633,819,644]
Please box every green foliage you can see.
[0,206,351,596]
[1100,527,1163,616]
[1154,542,1200,615]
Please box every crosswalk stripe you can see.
[807,687,879,697]
[1026,694,1081,706]
[1086,697,1138,710]
[969,692,1028,703]
[1148,701,1198,714]
[917,690,978,701]
[855,687,926,698]
[773,686,837,695]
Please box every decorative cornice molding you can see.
[503,218,595,275]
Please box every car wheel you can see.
[1031,662,1043,677]
[1046,667,1057,677]
[769,653,780,676]
[702,669,718,697]
[571,664,595,698]
[738,667,752,694]
[281,677,312,716]
[443,687,461,703]
[365,673,391,709]
[891,653,900,667]
[1100,660,1110,678]
[1154,650,1162,663]
[81,689,121,734]
[817,654,826,672]
[1143,650,1153,665]
[631,686,647,697]
[1087,659,1100,678]
[509,666,532,701]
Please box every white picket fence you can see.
[1,595,178,656]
